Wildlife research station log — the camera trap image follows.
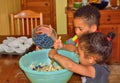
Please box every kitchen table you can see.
[0,35,81,83]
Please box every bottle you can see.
[82,0,88,6]
[117,0,120,6]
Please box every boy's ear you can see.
[90,24,97,32]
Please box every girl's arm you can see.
[49,49,95,78]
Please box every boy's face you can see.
[73,17,97,37]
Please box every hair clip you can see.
[107,37,111,41]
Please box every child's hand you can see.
[53,36,63,49]
[48,49,58,58]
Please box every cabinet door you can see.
[99,24,120,63]
[21,0,56,30]
[66,11,75,37]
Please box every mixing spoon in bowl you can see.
[48,36,61,71]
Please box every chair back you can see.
[10,10,43,35]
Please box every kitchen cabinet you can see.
[66,0,120,63]
[20,0,56,30]
[99,10,120,63]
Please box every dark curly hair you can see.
[78,32,115,64]
[74,5,100,28]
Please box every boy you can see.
[54,5,101,52]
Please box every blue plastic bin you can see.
[19,49,79,83]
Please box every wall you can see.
[0,0,21,35]
[56,0,67,34]
[0,0,67,35]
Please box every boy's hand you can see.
[53,36,63,49]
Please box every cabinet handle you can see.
[45,3,48,6]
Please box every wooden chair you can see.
[10,10,43,36]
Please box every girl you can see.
[48,32,115,83]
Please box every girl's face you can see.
[74,17,95,37]
[77,46,95,66]
[77,47,90,65]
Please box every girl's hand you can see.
[48,49,58,58]
[53,36,63,49]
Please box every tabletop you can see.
[0,35,81,83]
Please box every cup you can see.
[32,25,57,49]
[74,2,82,9]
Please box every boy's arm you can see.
[61,44,76,52]
[54,35,77,52]
[61,35,78,52]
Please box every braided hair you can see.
[78,32,115,64]
[74,5,100,28]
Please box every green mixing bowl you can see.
[19,49,79,83]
